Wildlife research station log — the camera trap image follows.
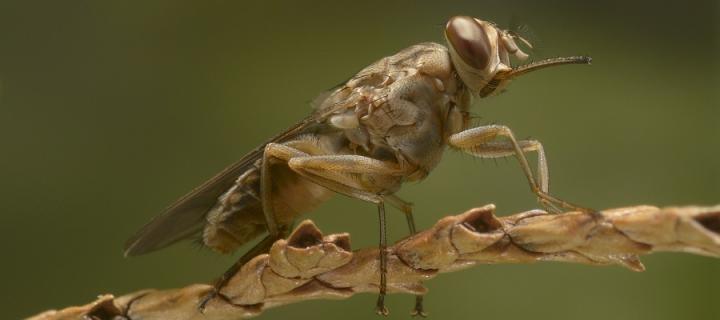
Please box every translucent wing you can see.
[123,113,329,257]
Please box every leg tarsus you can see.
[375,201,389,316]
[411,296,427,317]
[375,295,389,316]
[197,234,279,312]
[197,290,216,313]
[539,198,563,214]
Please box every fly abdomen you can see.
[203,167,266,253]
[202,157,335,254]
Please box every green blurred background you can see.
[1,1,718,319]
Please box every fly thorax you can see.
[328,111,371,152]
[360,100,419,137]
[329,110,359,129]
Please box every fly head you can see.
[444,16,591,98]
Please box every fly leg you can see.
[386,195,426,317]
[448,125,594,215]
[460,139,560,212]
[386,195,417,234]
[285,155,407,316]
[198,234,278,310]
[376,201,390,316]
[198,142,309,311]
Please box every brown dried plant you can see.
[28,204,720,320]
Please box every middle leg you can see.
[286,155,412,315]
[386,194,426,317]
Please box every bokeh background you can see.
[1,1,718,319]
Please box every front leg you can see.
[448,124,592,214]
[461,139,558,212]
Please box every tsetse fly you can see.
[125,16,592,316]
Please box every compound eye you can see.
[445,16,492,70]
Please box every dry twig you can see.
[28,204,720,320]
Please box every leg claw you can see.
[411,295,427,317]
[411,309,428,317]
[375,305,389,316]
[198,289,218,313]
[587,208,605,221]
[538,198,562,214]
